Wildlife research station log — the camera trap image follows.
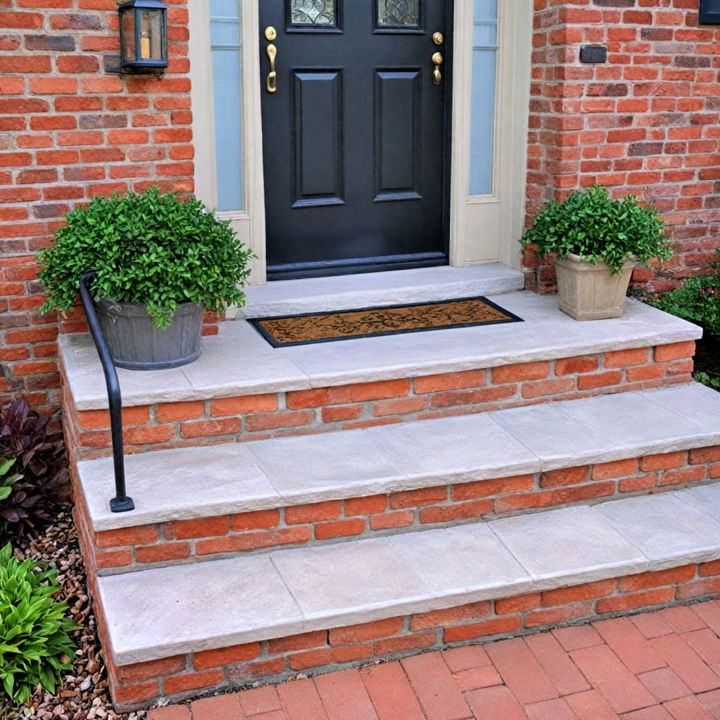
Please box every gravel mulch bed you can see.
[1,503,147,720]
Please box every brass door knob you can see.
[266,43,277,94]
[432,51,443,85]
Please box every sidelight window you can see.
[209,0,244,211]
[468,0,498,196]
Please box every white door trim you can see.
[190,0,532,285]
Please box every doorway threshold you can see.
[240,263,524,318]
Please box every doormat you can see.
[249,296,523,347]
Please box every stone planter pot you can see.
[555,253,636,321]
[96,299,204,370]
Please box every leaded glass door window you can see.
[378,0,420,28]
[291,0,336,26]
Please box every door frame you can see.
[189,0,532,290]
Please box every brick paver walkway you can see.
[149,600,720,720]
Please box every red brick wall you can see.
[2,0,719,416]
[0,0,193,418]
[524,0,720,294]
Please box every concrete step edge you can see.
[79,383,720,533]
[98,484,720,667]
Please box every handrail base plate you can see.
[110,497,135,513]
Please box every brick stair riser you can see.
[64,341,695,459]
[105,560,720,712]
[77,446,720,575]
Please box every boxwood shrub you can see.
[37,187,254,328]
[522,185,673,275]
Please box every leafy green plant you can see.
[645,253,720,392]
[695,371,720,391]
[0,543,78,705]
[522,185,673,275]
[0,459,22,502]
[650,273,720,337]
[37,187,254,328]
[0,397,66,536]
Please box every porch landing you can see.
[59,290,700,411]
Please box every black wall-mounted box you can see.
[579,45,608,64]
[700,0,720,25]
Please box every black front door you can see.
[260,0,452,279]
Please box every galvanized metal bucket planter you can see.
[555,253,636,321]
[96,298,204,370]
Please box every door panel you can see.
[261,0,452,279]
[375,70,421,200]
[292,71,344,206]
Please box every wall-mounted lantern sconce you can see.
[118,0,168,73]
[699,0,720,24]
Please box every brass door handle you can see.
[432,51,443,86]
[266,42,277,94]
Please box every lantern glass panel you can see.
[141,9,164,60]
[121,10,136,63]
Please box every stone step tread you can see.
[60,292,700,411]
[239,263,525,318]
[80,383,720,531]
[100,484,720,666]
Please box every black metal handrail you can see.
[79,272,134,513]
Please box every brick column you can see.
[523,0,720,295]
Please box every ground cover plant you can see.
[0,397,145,719]
[648,255,720,391]
[650,273,720,338]
[0,475,146,719]
[0,397,66,537]
[0,544,78,706]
